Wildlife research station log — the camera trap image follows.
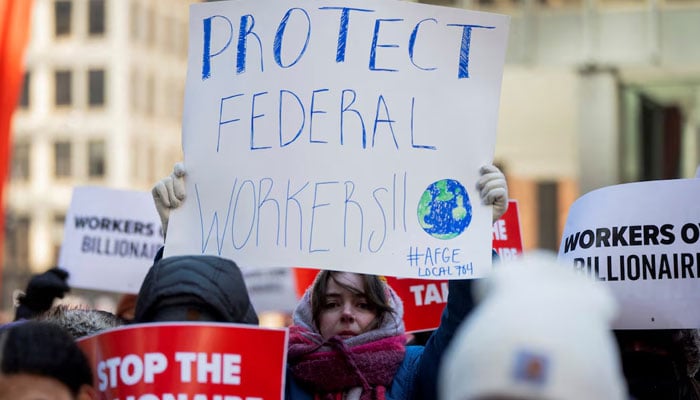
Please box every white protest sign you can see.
[557,178,700,329]
[59,186,163,293]
[242,266,298,313]
[165,0,510,279]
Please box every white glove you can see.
[476,164,508,223]
[152,162,187,237]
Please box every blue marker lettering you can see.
[217,93,244,152]
[368,187,388,253]
[257,177,280,246]
[409,18,437,71]
[410,97,435,150]
[195,181,236,255]
[446,24,495,79]
[340,89,367,148]
[369,19,403,72]
[250,91,271,150]
[343,181,363,251]
[237,15,264,74]
[309,88,329,144]
[201,15,233,80]
[231,180,256,250]
[285,179,309,250]
[372,95,398,149]
[309,181,338,253]
[279,90,305,147]
[318,7,374,62]
[274,8,311,68]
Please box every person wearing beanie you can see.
[14,267,71,321]
[439,251,628,400]
[134,254,259,324]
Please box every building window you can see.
[639,96,682,180]
[10,142,30,181]
[4,215,31,269]
[420,0,458,4]
[88,69,105,106]
[537,181,559,251]
[146,7,155,47]
[53,214,66,265]
[55,0,72,37]
[18,72,30,109]
[130,2,140,42]
[164,15,174,54]
[88,0,106,36]
[54,141,72,178]
[88,139,106,178]
[129,69,140,112]
[54,213,66,227]
[55,70,72,106]
[145,73,155,115]
[179,21,188,57]
[53,243,63,266]
[538,0,582,6]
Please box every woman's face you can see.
[318,272,378,340]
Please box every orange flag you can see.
[0,0,34,278]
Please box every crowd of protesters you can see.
[1,163,699,400]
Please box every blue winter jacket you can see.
[285,278,475,400]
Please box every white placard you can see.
[165,0,510,279]
[59,187,163,293]
[242,267,298,313]
[558,179,700,329]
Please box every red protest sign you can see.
[492,199,524,261]
[293,267,320,298]
[77,323,288,400]
[384,277,448,333]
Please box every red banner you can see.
[0,0,34,289]
[492,199,524,262]
[77,323,288,400]
[383,276,448,333]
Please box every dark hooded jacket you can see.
[134,255,258,324]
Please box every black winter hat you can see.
[14,267,70,321]
[134,255,258,325]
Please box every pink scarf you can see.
[288,276,408,400]
[288,325,406,400]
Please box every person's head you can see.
[14,267,70,321]
[134,255,258,324]
[615,329,700,400]
[36,305,123,339]
[439,251,627,400]
[310,271,394,340]
[0,321,95,400]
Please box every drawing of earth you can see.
[417,179,472,239]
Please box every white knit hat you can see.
[439,251,627,400]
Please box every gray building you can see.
[4,0,699,314]
[4,0,191,313]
